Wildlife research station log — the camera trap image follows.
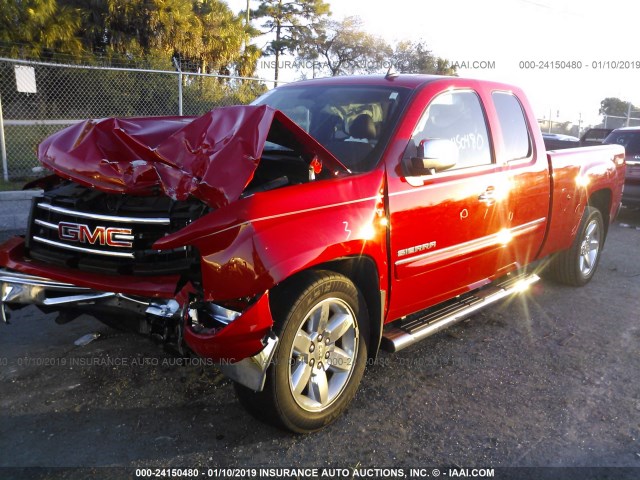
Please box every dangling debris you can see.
[74,332,101,347]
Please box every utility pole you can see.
[245,0,250,50]
[0,93,8,181]
[578,112,582,137]
[627,101,632,127]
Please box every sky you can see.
[226,0,640,128]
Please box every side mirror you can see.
[407,139,459,175]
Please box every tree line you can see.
[251,1,456,83]
[0,0,259,77]
[3,1,630,130]
[599,98,640,121]
[0,0,457,81]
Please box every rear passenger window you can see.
[412,90,492,169]
[492,92,531,161]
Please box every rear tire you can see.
[549,206,604,286]
[234,270,369,433]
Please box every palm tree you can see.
[0,0,82,58]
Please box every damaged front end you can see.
[0,105,349,391]
[0,266,277,391]
[0,182,279,391]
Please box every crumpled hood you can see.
[37,105,348,208]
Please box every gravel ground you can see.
[0,209,639,479]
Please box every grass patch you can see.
[3,124,65,179]
[0,180,28,191]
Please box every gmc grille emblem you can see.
[58,222,134,248]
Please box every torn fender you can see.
[37,105,348,208]
[154,170,389,301]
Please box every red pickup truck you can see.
[0,75,625,432]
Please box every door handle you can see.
[478,187,496,205]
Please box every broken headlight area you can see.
[187,297,257,335]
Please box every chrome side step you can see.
[381,273,540,353]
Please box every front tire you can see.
[549,206,604,286]
[235,270,369,433]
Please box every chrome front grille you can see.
[31,202,170,259]
[26,182,206,276]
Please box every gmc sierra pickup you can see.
[0,74,626,432]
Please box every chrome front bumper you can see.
[0,269,278,391]
[0,269,180,323]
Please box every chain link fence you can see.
[538,115,640,139]
[601,114,640,130]
[0,57,272,182]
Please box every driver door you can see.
[386,89,512,319]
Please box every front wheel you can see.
[234,270,369,433]
[549,206,604,286]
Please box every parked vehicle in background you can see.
[0,74,627,432]
[542,132,580,150]
[604,127,640,206]
[580,128,613,147]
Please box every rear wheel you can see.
[549,206,604,286]
[234,270,369,433]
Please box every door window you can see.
[412,90,492,169]
[492,92,532,161]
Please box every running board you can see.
[381,273,540,353]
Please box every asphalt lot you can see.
[1,208,639,478]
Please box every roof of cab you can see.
[275,74,447,90]
[273,74,523,95]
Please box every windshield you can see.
[253,84,411,171]
[604,130,640,156]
